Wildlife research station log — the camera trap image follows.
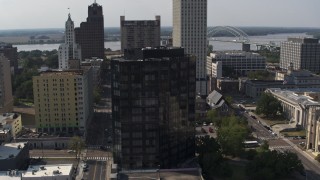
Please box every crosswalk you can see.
[269,145,293,151]
[258,136,278,141]
[85,156,112,161]
[87,145,100,149]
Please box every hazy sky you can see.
[0,0,319,29]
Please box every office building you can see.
[111,47,196,169]
[173,0,208,95]
[306,106,320,153]
[0,42,18,74]
[120,16,161,52]
[209,51,266,76]
[0,54,13,113]
[75,2,104,60]
[280,37,320,73]
[33,69,93,133]
[58,13,81,70]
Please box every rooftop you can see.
[22,164,73,178]
[0,142,27,160]
[0,170,22,180]
[39,69,85,76]
[267,88,320,106]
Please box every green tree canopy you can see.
[206,109,222,127]
[217,115,249,157]
[246,150,304,180]
[256,92,283,118]
[69,136,86,159]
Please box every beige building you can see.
[33,69,93,133]
[173,0,208,95]
[0,53,13,113]
[120,16,160,52]
[266,88,320,128]
[306,106,320,153]
[0,113,22,139]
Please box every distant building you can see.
[0,142,29,171]
[81,57,103,88]
[173,0,208,95]
[276,64,320,85]
[0,113,22,140]
[0,42,18,74]
[111,47,196,169]
[22,164,73,180]
[58,13,81,70]
[33,69,93,133]
[216,78,239,94]
[75,2,104,60]
[0,53,13,114]
[209,51,266,76]
[245,66,320,98]
[280,37,320,73]
[120,16,161,53]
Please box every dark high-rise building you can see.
[0,43,18,74]
[120,16,161,53]
[111,47,196,169]
[75,2,104,60]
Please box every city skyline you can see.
[0,0,319,30]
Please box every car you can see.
[82,163,88,169]
[203,122,207,126]
[209,123,213,126]
[250,115,256,119]
[209,127,214,133]
[67,150,76,153]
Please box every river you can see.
[13,33,311,52]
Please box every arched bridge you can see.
[207,26,250,43]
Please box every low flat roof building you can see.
[0,142,29,171]
[22,164,73,180]
[266,88,320,128]
[0,113,22,139]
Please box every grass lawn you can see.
[257,114,288,126]
[282,130,306,137]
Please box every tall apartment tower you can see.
[0,43,18,74]
[58,13,82,70]
[33,69,93,133]
[280,37,320,73]
[111,47,196,169]
[0,54,13,113]
[75,2,104,60]
[120,16,161,52]
[173,0,208,95]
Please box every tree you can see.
[206,109,222,127]
[256,93,283,118]
[246,150,304,180]
[69,136,86,159]
[315,154,320,163]
[217,115,249,156]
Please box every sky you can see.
[0,0,319,30]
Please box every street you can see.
[82,160,107,180]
